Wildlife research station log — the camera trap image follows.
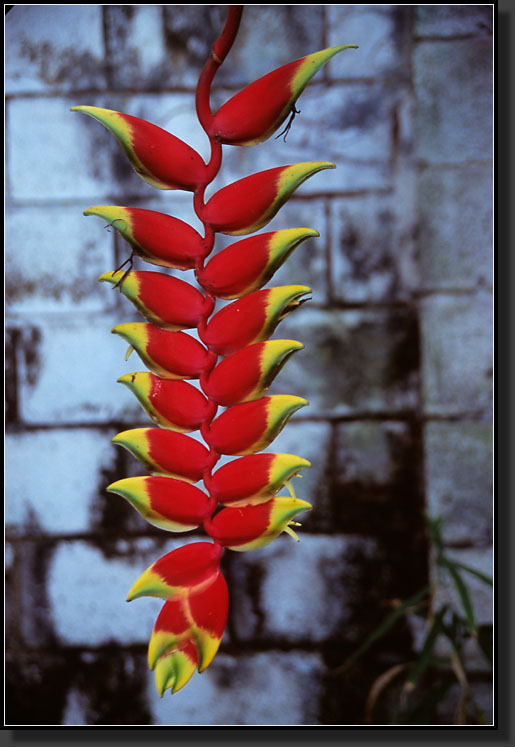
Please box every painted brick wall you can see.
[5,5,493,726]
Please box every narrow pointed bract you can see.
[112,323,212,380]
[205,453,311,506]
[196,228,319,299]
[72,106,209,191]
[107,476,211,532]
[211,45,358,146]
[85,206,208,270]
[199,286,311,357]
[206,395,308,455]
[205,495,312,551]
[154,641,199,696]
[126,541,222,602]
[112,428,211,482]
[99,271,209,331]
[118,372,212,432]
[204,339,304,406]
[199,162,335,235]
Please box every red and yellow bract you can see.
[205,452,311,506]
[73,5,356,696]
[99,270,209,330]
[203,339,304,406]
[85,205,208,269]
[112,428,210,483]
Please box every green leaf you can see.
[445,559,493,587]
[337,585,431,672]
[442,559,477,634]
[425,514,445,554]
[405,605,448,688]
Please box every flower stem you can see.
[193,8,245,530]
[195,5,243,133]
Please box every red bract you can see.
[85,206,208,270]
[204,496,312,551]
[72,106,209,191]
[205,453,311,506]
[149,573,228,694]
[118,373,213,432]
[127,541,223,602]
[210,45,358,146]
[203,339,304,406]
[112,428,210,482]
[206,395,308,456]
[107,475,212,532]
[112,323,212,380]
[199,162,334,236]
[196,228,318,299]
[99,271,210,331]
[199,285,310,357]
[76,5,355,695]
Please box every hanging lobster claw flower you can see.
[71,106,209,191]
[118,373,213,432]
[204,495,312,551]
[112,428,210,482]
[203,339,304,406]
[199,162,335,235]
[112,323,211,380]
[154,640,199,696]
[205,452,311,506]
[106,475,211,532]
[99,271,210,331]
[196,227,319,299]
[84,206,207,270]
[206,394,308,455]
[148,572,228,672]
[126,541,223,602]
[199,285,310,357]
[211,45,358,146]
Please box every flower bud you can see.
[154,641,199,696]
[148,573,228,673]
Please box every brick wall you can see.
[5,5,493,726]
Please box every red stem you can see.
[195,5,244,134]
[212,5,243,62]
[194,7,244,534]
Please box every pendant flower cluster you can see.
[73,6,356,696]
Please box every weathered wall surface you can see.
[5,5,493,726]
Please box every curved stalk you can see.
[195,5,243,133]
